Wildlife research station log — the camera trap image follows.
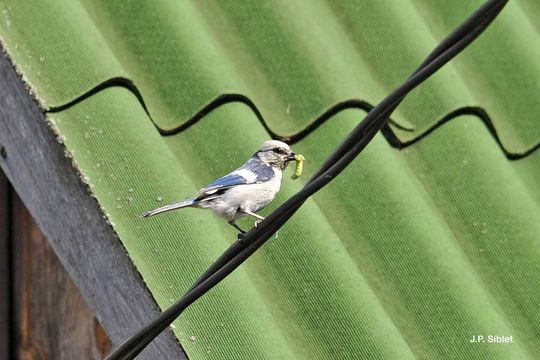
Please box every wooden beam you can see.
[0,50,186,359]
[0,170,10,360]
[11,191,112,359]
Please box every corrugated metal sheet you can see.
[1,1,538,359]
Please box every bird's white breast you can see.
[212,168,283,221]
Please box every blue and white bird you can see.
[142,140,297,233]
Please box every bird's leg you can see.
[228,220,246,234]
[244,211,280,238]
[244,210,265,228]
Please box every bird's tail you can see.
[141,199,196,218]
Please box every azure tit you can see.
[142,140,297,233]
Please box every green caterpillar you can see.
[291,154,305,180]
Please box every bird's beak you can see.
[287,152,296,161]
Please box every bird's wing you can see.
[200,172,250,194]
[198,158,275,196]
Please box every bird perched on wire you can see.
[142,140,297,234]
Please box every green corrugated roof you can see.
[1,1,539,359]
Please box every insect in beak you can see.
[291,154,305,179]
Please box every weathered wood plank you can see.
[0,170,10,360]
[0,49,186,359]
[11,192,112,359]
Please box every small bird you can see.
[142,140,297,233]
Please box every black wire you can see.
[189,0,506,295]
[105,1,508,358]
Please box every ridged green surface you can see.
[1,1,539,359]
[1,0,540,149]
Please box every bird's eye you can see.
[273,148,286,155]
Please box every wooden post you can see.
[1,166,113,359]
[0,170,10,360]
[10,191,112,359]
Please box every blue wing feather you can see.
[205,173,248,190]
[199,157,274,195]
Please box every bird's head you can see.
[256,140,296,169]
